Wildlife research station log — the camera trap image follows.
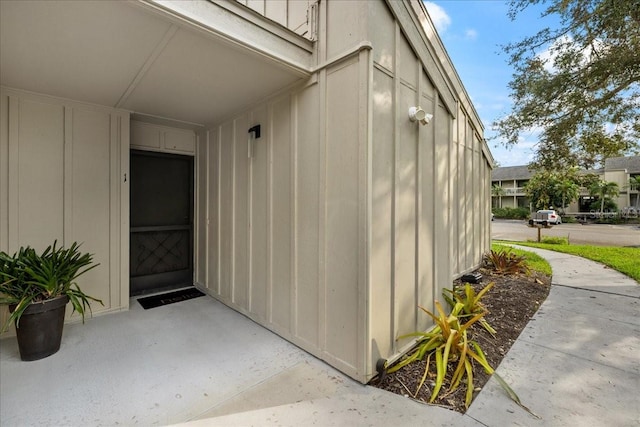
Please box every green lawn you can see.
[495,241,640,283]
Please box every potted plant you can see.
[0,241,102,361]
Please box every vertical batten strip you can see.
[247,111,254,312]
[63,106,73,248]
[7,96,19,252]
[364,44,375,377]
[358,46,372,377]
[432,94,439,310]
[291,92,298,337]
[317,0,328,354]
[109,113,118,310]
[288,94,296,334]
[266,102,273,325]
[318,65,327,353]
[231,121,237,304]
[391,21,400,355]
[414,61,422,332]
[120,114,130,308]
[216,126,223,295]
[0,94,8,252]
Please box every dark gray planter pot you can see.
[10,295,69,361]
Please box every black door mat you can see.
[137,287,205,310]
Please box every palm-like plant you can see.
[555,179,579,214]
[588,180,620,214]
[0,241,102,331]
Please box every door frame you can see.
[129,149,195,296]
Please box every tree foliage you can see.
[495,0,640,170]
[524,168,594,210]
[588,179,620,213]
[524,171,565,210]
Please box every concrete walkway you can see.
[466,246,640,426]
[183,247,640,427]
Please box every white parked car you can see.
[531,209,562,225]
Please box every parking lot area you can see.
[491,220,640,247]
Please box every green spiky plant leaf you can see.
[443,282,497,336]
[0,241,103,332]
[384,300,533,414]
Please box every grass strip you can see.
[495,241,640,283]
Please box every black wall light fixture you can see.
[248,124,261,158]
[248,125,261,139]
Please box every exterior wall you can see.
[195,0,492,382]
[196,61,369,379]
[0,0,491,383]
[366,1,491,373]
[236,0,314,39]
[0,88,129,335]
[604,169,631,208]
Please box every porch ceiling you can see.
[0,0,312,127]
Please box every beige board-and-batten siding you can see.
[0,0,491,384]
[194,0,492,383]
[0,89,131,331]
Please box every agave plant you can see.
[443,282,497,336]
[0,241,102,331]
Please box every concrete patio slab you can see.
[1,294,313,426]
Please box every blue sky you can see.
[425,1,559,167]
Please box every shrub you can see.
[484,249,531,275]
[492,207,530,219]
[561,215,577,223]
[540,236,568,245]
[588,199,618,212]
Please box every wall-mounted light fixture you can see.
[408,107,433,126]
[248,124,261,158]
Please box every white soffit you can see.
[0,0,311,126]
[120,23,300,124]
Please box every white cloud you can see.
[424,1,451,33]
[537,36,570,72]
[537,35,607,72]
[464,29,478,40]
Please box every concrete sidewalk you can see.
[184,247,640,427]
[465,246,640,426]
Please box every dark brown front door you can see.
[130,150,193,296]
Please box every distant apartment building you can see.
[491,156,640,212]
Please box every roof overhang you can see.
[0,0,314,128]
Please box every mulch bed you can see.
[369,267,551,413]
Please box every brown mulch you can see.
[369,267,551,413]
